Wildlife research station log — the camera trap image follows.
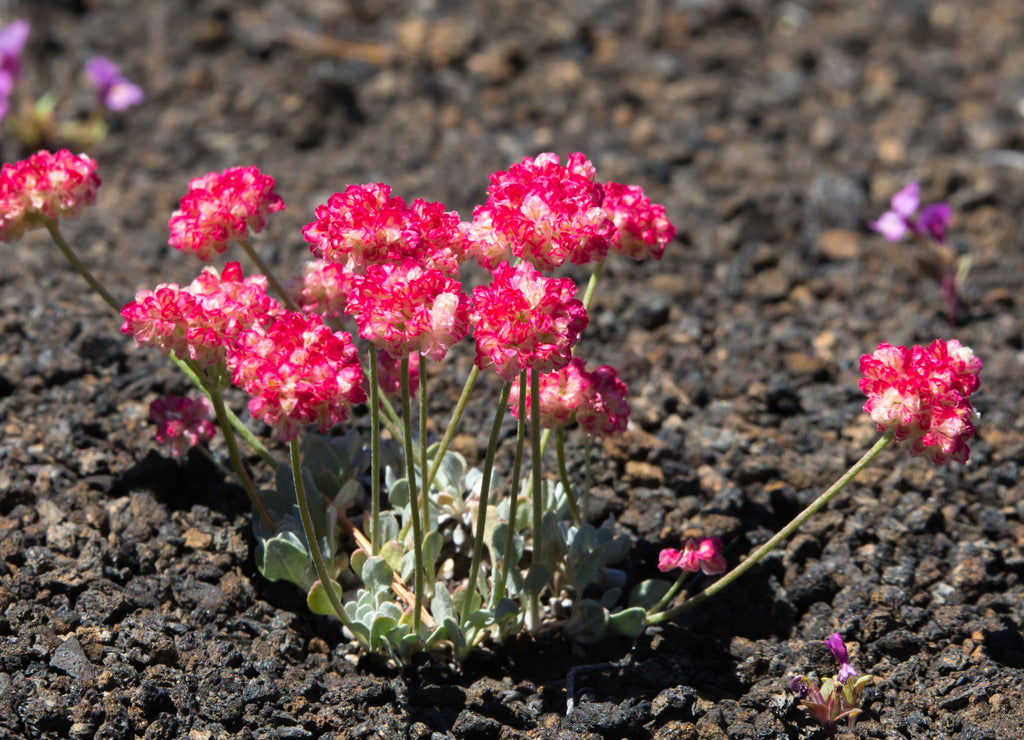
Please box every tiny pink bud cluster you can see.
[148,395,216,459]
[657,537,727,575]
[0,149,100,242]
[508,358,631,436]
[859,339,981,465]
[168,166,285,261]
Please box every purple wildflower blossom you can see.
[0,19,30,121]
[85,56,144,111]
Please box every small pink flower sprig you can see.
[642,337,981,628]
[870,182,968,324]
[149,395,217,460]
[1,20,143,151]
[790,634,873,739]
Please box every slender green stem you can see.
[290,439,368,649]
[425,365,480,493]
[462,381,511,626]
[45,219,121,312]
[401,357,425,636]
[368,349,382,554]
[492,369,528,608]
[646,569,689,616]
[647,432,894,625]
[237,238,298,312]
[582,435,593,523]
[529,369,543,630]
[208,388,276,531]
[418,354,430,535]
[555,428,581,526]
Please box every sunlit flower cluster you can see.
[148,395,216,459]
[230,312,365,442]
[601,181,676,261]
[469,152,614,271]
[121,262,282,369]
[657,537,727,575]
[346,261,470,361]
[508,358,631,435]
[470,261,588,382]
[0,149,100,242]
[289,259,353,319]
[168,166,285,260]
[859,339,981,465]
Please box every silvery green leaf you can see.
[380,540,405,574]
[350,549,368,579]
[596,567,627,592]
[306,578,344,617]
[628,579,672,610]
[443,617,465,652]
[370,615,397,648]
[566,599,608,643]
[608,607,647,638]
[493,597,518,623]
[257,530,314,589]
[362,556,393,596]
[334,479,361,509]
[377,600,404,622]
[400,549,416,584]
[600,587,622,609]
[489,523,523,567]
[523,563,551,597]
[422,531,443,572]
[388,479,410,509]
[431,585,455,624]
[465,609,491,630]
[379,512,399,543]
[433,449,466,493]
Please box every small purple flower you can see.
[869,181,952,244]
[918,202,952,243]
[824,633,858,683]
[0,19,30,122]
[0,19,30,79]
[85,56,144,111]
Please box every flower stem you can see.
[290,438,368,649]
[529,368,543,630]
[208,387,276,531]
[424,365,480,492]
[555,427,581,526]
[582,435,593,523]
[462,381,511,626]
[237,237,299,312]
[368,349,382,554]
[401,356,425,636]
[492,369,528,608]
[581,258,605,315]
[647,432,894,625]
[45,219,121,313]
[418,353,430,540]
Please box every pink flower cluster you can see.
[469,152,614,271]
[602,181,676,261]
[657,537,727,575]
[346,261,470,361]
[168,166,285,261]
[149,395,216,459]
[302,184,467,277]
[289,259,353,319]
[859,339,981,465]
[0,149,100,242]
[508,358,631,436]
[230,312,365,442]
[470,262,588,382]
[121,262,282,369]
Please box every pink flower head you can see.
[346,261,470,361]
[407,198,469,276]
[508,357,591,429]
[84,56,144,111]
[468,152,614,271]
[229,312,366,442]
[0,149,100,242]
[303,183,420,270]
[601,182,676,261]
[168,166,285,261]
[577,364,630,437]
[470,261,588,382]
[149,395,216,459]
[121,262,282,369]
[373,348,420,401]
[859,339,981,465]
[657,537,727,575]
[869,182,952,244]
[289,259,354,320]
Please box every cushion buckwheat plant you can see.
[10,143,985,666]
